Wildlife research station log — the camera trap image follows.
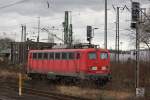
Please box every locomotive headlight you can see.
[91,66,97,70]
[101,66,107,70]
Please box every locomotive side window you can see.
[100,52,108,59]
[88,52,96,60]
[62,52,68,59]
[49,52,54,60]
[68,52,75,59]
[38,53,42,59]
[55,52,61,60]
[43,53,48,59]
[76,53,80,59]
[33,53,37,59]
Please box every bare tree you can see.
[139,13,150,50]
[0,38,14,51]
[128,10,150,50]
[138,11,150,62]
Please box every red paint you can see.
[27,48,111,78]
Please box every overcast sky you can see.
[0,0,149,50]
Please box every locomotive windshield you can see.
[88,52,97,59]
[100,52,108,59]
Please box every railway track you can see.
[0,81,90,100]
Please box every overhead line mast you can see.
[37,17,40,42]
[104,0,107,49]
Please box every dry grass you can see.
[56,62,150,100]
[0,69,18,80]
[0,63,26,80]
[57,85,133,100]
[0,62,150,99]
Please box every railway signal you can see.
[131,2,140,22]
[131,2,140,29]
[87,26,92,44]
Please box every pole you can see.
[21,25,24,42]
[24,25,26,42]
[23,25,26,63]
[19,73,22,96]
[104,0,107,49]
[69,11,73,47]
[136,22,140,89]
[115,7,120,63]
[117,7,120,63]
[69,24,73,46]
[115,12,117,62]
[37,17,40,42]
[64,11,69,45]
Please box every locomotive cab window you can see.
[100,52,108,59]
[88,52,97,60]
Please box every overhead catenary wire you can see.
[0,0,54,10]
[0,0,29,10]
[0,0,116,31]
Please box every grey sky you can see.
[0,0,149,50]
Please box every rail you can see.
[0,81,90,100]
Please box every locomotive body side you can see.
[27,48,111,81]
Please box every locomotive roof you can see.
[29,48,109,53]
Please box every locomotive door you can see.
[75,52,80,73]
[67,52,77,74]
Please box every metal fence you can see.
[110,50,150,63]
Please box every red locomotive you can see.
[27,48,111,82]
